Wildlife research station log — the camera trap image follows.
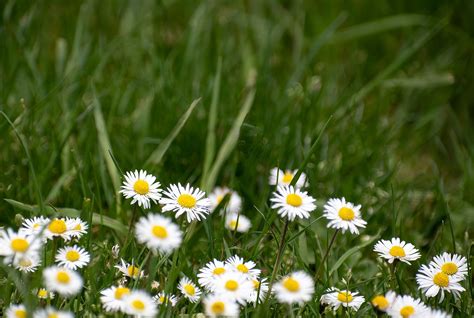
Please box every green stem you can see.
[315,229,339,282]
[267,219,290,297]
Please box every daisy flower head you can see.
[36,288,55,300]
[431,252,468,280]
[178,276,202,303]
[0,228,42,263]
[154,292,178,307]
[247,277,269,304]
[65,217,88,240]
[225,213,251,233]
[416,264,465,302]
[371,290,397,312]
[198,259,230,291]
[323,197,366,234]
[100,285,131,312]
[43,266,83,297]
[213,271,254,305]
[203,294,240,318]
[269,168,307,188]
[135,213,182,254]
[33,307,73,318]
[160,183,211,222]
[120,169,162,209]
[270,185,316,221]
[320,288,365,312]
[14,252,41,273]
[226,255,261,279]
[209,187,242,214]
[115,259,145,280]
[44,218,71,240]
[55,245,90,270]
[274,271,314,305]
[5,304,27,318]
[387,295,428,318]
[373,237,421,265]
[19,216,50,238]
[123,290,157,317]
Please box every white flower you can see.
[225,255,261,279]
[100,285,131,312]
[416,264,465,302]
[274,271,314,304]
[14,252,41,273]
[115,259,144,280]
[323,197,366,234]
[371,290,397,312]
[36,288,55,300]
[213,271,254,305]
[430,252,468,280]
[374,237,421,265]
[178,276,202,303]
[123,290,157,317]
[225,213,251,233]
[320,287,365,311]
[208,187,242,214]
[427,308,452,318]
[247,277,269,304]
[154,292,178,307]
[270,185,316,221]
[160,183,211,222]
[198,259,230,291]
[44,218,71,240]
[55,245,90,270]
[43,266,83,297]
[65,217,88,240]
[33,307,73,318]
[386,295,428,318]
[269,168,307,188]
[203,294,240,318]
[135,214,182,253]
[0,228,42,263]
[19,216,50,238]
[120,170,162,209]
[5,304,27,318]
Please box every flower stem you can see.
[315,229,339,282]
[267,219,290,297]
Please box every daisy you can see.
[123,290,157,317]
[431,252,468,280]
[100,285,131,312]
[55,245,90,270]
[274,271,314,304]
[0,228,42,263]
[387,295,428,318]
[198,259,230,291]
[14,252,41,273]
[323,197,366,234]
[5,304,27,318]
[270,185,316,221]
[19,216,50,238]
[427,309,452,318]
[115,259,144,280]
[213,271,254,305]
[36,288,55,300]
[247,277,269,303]
[154,292,178,307]
[208,187,242,214]
[371,290,397,312]
[160,183,212,222]
[269,168,307,188]
[416,264,465,302]
[225,213,251,233]
[33,307,73,318]
[203,294,240,318]
[120,169,162,209]
[135,214,182,253]
[43,266,83,297]
[320,287,365,311]
[65,217,88,240]
[44,218,71,240]
[374,237,421,265]
[178,276,202,303]
[226,255,261,279]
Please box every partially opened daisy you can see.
[226,255,261,279]
[213,271,254,305]
[209,187,242,214]
[120,170,162,209]
[374,237,421,265]
[203,294,240,318]
[0,228,42,263]
[55,245,90,270]
[33,307,73,318]
[154,292,178,307]
[178,276,202,303]
[19,216,50,238]
[386,295,428,318]
[270,185,316,221]
[14,252,41,273]
[135,213,182,253]
[44,218,71,240]
[43,266,83,297]
[198,259,230,291]
[320,288,365,311]
[5,304,27,318]
[225,213,251,233]
[100,285,131,312]
[115,259,144,280]
[247,277,269,303]
[323,197,366,234]
[160,183,211,222]
[274,271,314,304]
[123,290,157,317]
[65,217,88,240]
[416,264,465,302]
[431,252,468,280]
[269,168,307,188]
[371,290,397,312]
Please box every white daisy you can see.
[320,287,365,311]
[274,271,315,305]
[123,290,157,317]
[225,213,251,233]
[14,252,41,273]
[5,304,27,318]
[160,183,212,222]
[247,277,269,304]
[198,259,230,291]
[374,237,421,265]
[213,271,254,305]
[0,228,42,263]
[100,285,131,312]
[43,266,83,297]
[19,216,50,238]
[203,294,240,318]
[44,218,71,240]
[427,309,452,318]
[33,307,73,318]
[36,288,55,300]
[120,169,162,209]
[208,187,242,214]
[55,245,90,270]
[115,259,145,280]
[154,292,178,307]
[178,276,202,303]
[269,168,307,188]
[270,185,316,221]
[65,217,88,240]
[387,295,428,318]
[371,290,397,312]
[430,252,468,280]
[226,255,261,279]
[135,213,182,253]
[323,197,366,234]
[416,264,465,302]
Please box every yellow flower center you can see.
[217,195,224,204]
[283,277,300,292]
[433,272,449,287]
[159,296,166,303]
[15,309,27,318]
[225,280,239,291]
[11,238,29,253]
[211,301,225,314]
[33,223,40,229]
[56,271,70,284]
[237,264,249,273]
[337,291,353,303]
[229,220,237,230]
[184,284,195,295]
[127,265,140,277]
[133,179,149,195]
[372,295,389,310]
[282,172,293,184]
[114,287,130,299]
[19,258,32,267]
[213,267,226,275]
[152,225,168,238]
[338,207,355,221]
[74,224,82,230]
[177,194,197,208]
[48,219,67,234]
[37,289,48,298]
[66,250,80,262]
[441,262,458,275]
[389,246,406,257]
[48,314,58,318]
[286,193,302,207]
[400,305,415,318]
[253,280,260,289]
[132,299,145,310]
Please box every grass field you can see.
[0,0,473,317]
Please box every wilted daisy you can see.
[44,218,70,240]
[270,185,316,221]
[33,307,73,318]
[135,214,182,253]
[203,294,240,318]
[160,183,212,222]
[198,259,230,291]
[154,292,178,307]
[36,288,55,300]
[178,276,202,303]
[371,290,397,312]
[120,170,162,209]
[374,237,421,265]
[225,213,251,233]
[65,217,88,240]
[416,264,465,302]
[274,271,314,304]
[115,259,144,280]
[123,290,157,317]
[248,277,269,303]
[19,216,50,237]
[100,285,131,312]
[269,168,307,188]
[14,252,41,273]
[323,197,366,234]
[320,288,365,311]
[226,255,261,279]
[0,228,42,263]
[387,295,428,318]
[214,271,254,305]
[5,304,27,318]
[431,252,468,280]
[43,266,83,297]
[209,187,242,214]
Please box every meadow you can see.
[0,0,473,317]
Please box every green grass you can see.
[1,0,473,317]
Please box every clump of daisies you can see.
[323,197,366,234]
[160,183,212,222]
[120,169,162,209]
[374,237,421,265]
[269,167,307,188]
